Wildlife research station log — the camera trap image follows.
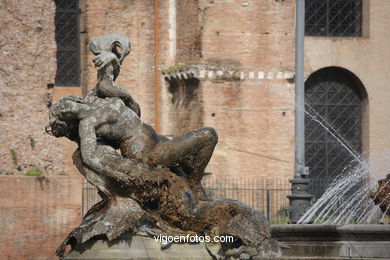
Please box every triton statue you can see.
[46,34,280,259]
[370,174,390,217]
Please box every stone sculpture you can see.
[46,34,280,259]
[370,174,390,216]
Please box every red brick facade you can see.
[0,0,63,176]
[0,176,82,259]
[2,0,390,258]
[0,0,296,177]
[1,0,295,258]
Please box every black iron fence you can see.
[82,177,291,224]
[203,177,291,224]
[82,181,100,216]
[205,187,290,224]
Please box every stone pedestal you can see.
[271,224,390,259]
[64,236,213,259]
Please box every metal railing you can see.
[82,177,291,224]
[205,187,290,224]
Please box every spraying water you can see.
[246,81,388,224]
[298,151,390,224]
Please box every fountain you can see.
[370,174,390,217]
[269,71,390,258]
[268,83,390,258]
[271,170,390,258]
[47,34,281,259]
[270,94,390,258]
[268,67,390,260]
[243,65,390,258]
[46,5,390,259]
[269,55,390,258]
[269,1,390,258]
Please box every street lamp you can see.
[288,0,314,224]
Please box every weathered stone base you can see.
[64,236,213,259]
[65,224,390,260]
[64,236,284,260]
[271,224,390,259]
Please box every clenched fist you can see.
[92,51,118,68]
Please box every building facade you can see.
[1,0,390,258]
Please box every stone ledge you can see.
[271,224,390,259]
[65,236,212,259]
[64,235,387,260]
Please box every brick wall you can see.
[82,0,158,126]
[160,0,296,179]
[202,79,295,179]
[0,1,296,258]
[199,0,295,179]
[0,176,82,259]
[175,0,202,64]
[0,0,64,176]
[0,0,297,180]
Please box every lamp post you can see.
[288,0,314,224]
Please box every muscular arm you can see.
[78,117,132,181]
[98,79,141,117]
[94,51,141,117]
[79,118,101,172]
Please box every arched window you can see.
[305,67,367,199]
[54,0,81,86]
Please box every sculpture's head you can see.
[88,33,131,64]
[46,95,84,142]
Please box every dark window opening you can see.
[305,0,363,37]
[54,0,81,86]
[305,68,365,199]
